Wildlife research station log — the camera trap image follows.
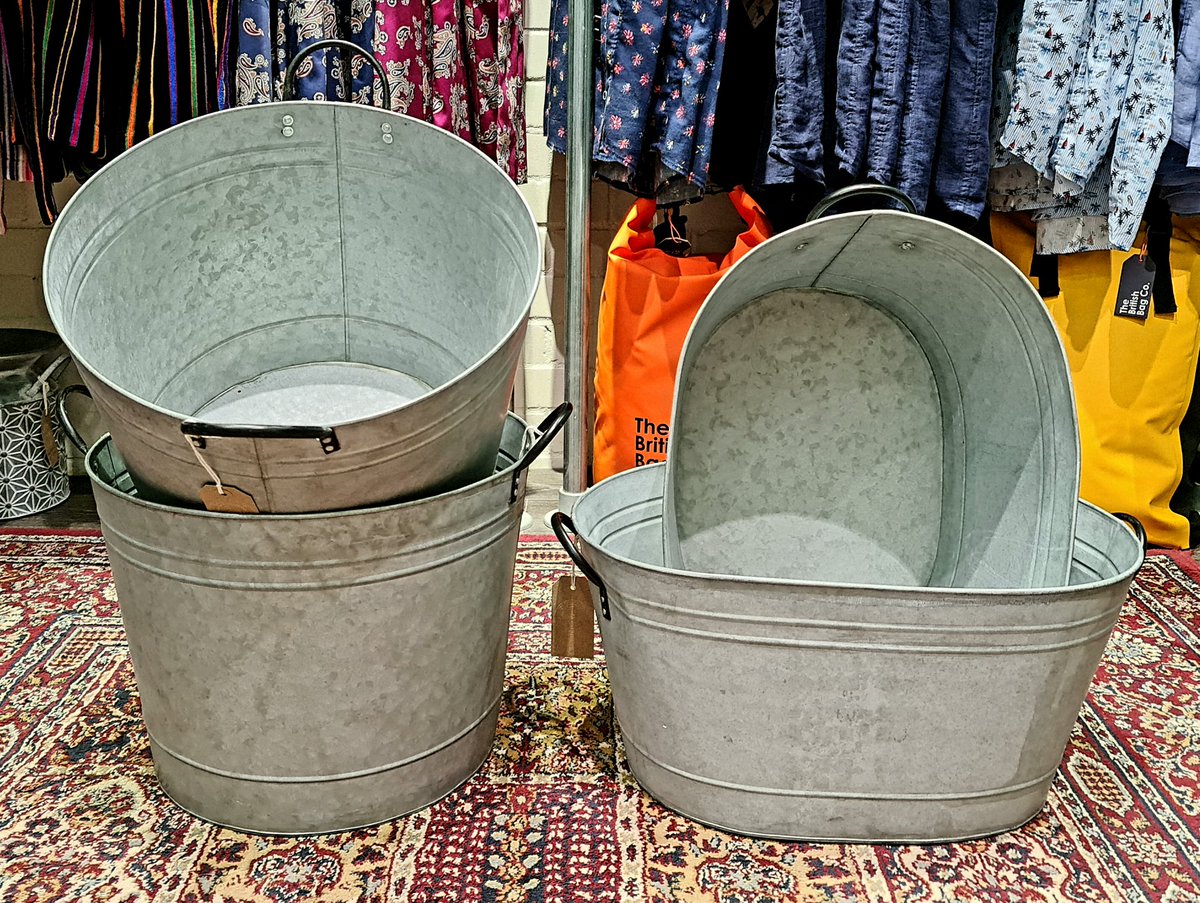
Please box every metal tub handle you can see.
[511,402,572,503]
[180,421,341,455]
[550,511,610,620]
[57,384,94,454]
[1114,512,1147,548]
[283,38,393,110]
[806,184,918,222]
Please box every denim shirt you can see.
[767,0,997,217]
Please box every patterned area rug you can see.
[0,531,1197,902]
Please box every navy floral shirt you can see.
[545,0,729,196]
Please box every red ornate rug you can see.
[0,531,1197,902]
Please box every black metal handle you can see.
[1114,512,1147,548]
[180,421,341,455]
[550,512,609,620]
[56,384,93,454]
[806,184,918,222]
[282,38,393,110]
[510,402,573,502]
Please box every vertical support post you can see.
[560,0,593,505]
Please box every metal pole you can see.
[559,0,594,508]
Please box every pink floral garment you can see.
[374,0,526,182]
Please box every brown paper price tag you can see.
[551,575,595,659]
[40,412,60,468]
[199,483,260,514]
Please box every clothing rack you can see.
[558,0,595,511]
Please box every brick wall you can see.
[0,182,76,332]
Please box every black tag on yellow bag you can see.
[551,575,595,659]
[1114,254,1155,320]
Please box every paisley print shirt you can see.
[233,0,376,105]
[374,0,528,181]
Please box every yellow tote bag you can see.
[991,212,1200,548]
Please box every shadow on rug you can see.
[0,531,1197,902]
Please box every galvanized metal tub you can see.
[555,463,1143,843]
[47,100,540,513]
[86,405,568,835]
[663,190,1080,589]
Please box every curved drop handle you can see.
[550,511,610,620]
[511,402,572,503]
[806,184,918,222]
[1113,512,1147,549]
[180,421,341,455]
[56,384,93,454]
[283,38,393,110]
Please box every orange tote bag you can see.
[593,188,772,483]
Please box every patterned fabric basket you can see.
[0,333,70,521]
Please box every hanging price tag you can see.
[1113,254,1155,320]
[199,483,260,513]
[41,412,60,468]
[40,384,59,468]
[550,574,595,659]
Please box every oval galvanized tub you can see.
[47,101,540,513]
[556,463,1143,843]
[662,207,1080,589]
[86,405,568,835]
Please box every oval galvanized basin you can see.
[662,208,1080,588]
[48,101,540,513]
[557,463,1142,844]
[86,405,568,835]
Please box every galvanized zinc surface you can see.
[663,211,1081,589]
[84,413,549,834]
[45,102,539,512]
[569,463,1141,843]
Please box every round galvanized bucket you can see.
[47,99,540,513]
[662,186,1080,589]
[555,463,1143,843]
[87,404,568,835]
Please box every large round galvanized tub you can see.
[47,100,540,513]
[555,463,1143,843]
[662,193,1079,589]
[86,405,568,835]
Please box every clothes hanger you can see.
[654,202,692,256]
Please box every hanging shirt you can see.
[767,0,827,186]
[990,0,1174,252]
[233,0,375,104]
[0,0,230,223]
[374,0,528,181]
[544,0,730,197]
[768,0,995,215]
[932,0,997,217]
[1156,0,1200,215]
